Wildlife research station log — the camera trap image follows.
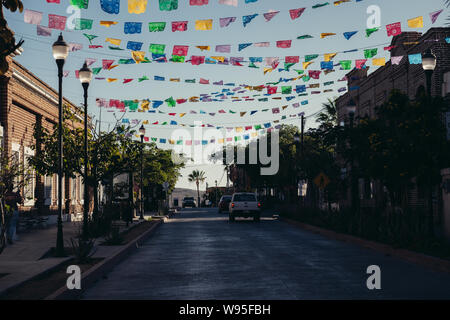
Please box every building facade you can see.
[335,27,450,235]
[0,58,85,217]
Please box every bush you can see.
[103,226,124,246]
[70,237,96,264]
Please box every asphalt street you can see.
[82,208,450,299]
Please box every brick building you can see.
[335,28,450,232]
[0,57,85,217]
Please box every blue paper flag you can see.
[100,0,120,14]
[243,14,258,27]
[343,31,358,40]
[238,43,252,51]
[126,41,143,51]
[408,53,422,65]
[296,85,306,93]
[152,101,164,108]
[320,61,334,70]
[124,22,142,34]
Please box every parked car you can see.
[182,197,197,208]
[229,193,261,222]
[218,195,232,213]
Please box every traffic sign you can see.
[314,172,330,190]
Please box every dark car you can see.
[182,197,197,208]
[218,195,232,213]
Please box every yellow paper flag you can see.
[235,127,243,133]
[218,138,225,144]
[320,33,336,38]
[372,58,386,66]
[100,21,118,27]
[196,46,210,51]
[107,78,117,83]
[324,53,337,62]
[141,101,150,111]
[251,132,258,137]
[142,120,149,124]
[170,78,180,82]
[408,16,423,28]
[108,64,118,70]
[179,113,186,117]
[195,19,213,31]
[106,38,121,46]
[128,0,148,14]
[303,61,314,69]
[211,56,225,62]
[131,51,146,63]
[263,67,273,75]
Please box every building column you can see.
[34,114,44,214]
[0,75,11,156]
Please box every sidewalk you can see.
[0,215,153,297]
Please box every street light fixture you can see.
[139,124,145,220]
[345,99,358,212]
[422,49,437,96]
[78,62,92,239]
[52,33,69,257]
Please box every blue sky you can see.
[5,0,448,189]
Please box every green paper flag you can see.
[165,97,176,107]
[294,69,304,75]
[284,63,295,71]
[151,138,157,142]
[235,136,241,142]
[281,86,292,94]
[108,46,124,50]
[159,0,178,11]
[149,22,166,32]
[365,27,379,37]
[138,76,149,82]
[297,35,313,40]
[312,2,329,9]
[254,125,262,130]
[340,60,352,70]
[150,44,166,54]
[302,76,310,82]
[70,0,88,9]
[92,67,102,75]
[248,63,259,69]
[258,98,268,102]
[229,110,236,114]
[185,79,196,83]
[364,48,378,58]
[305,54,319,62]
[83,33,98,44]
[125,100,139,111]
[74,18,92,30]
[171,55,185,63]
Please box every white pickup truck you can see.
[229,193,261,222]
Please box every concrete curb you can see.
[279,217,450,274]
[45,220,163,300]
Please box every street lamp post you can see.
[422,48,437,236]
[139,125,146,220]
[78,62,92,239]
[346,100,357,212]
[422,49,437,97]
[215,180,218,206]
[52,33,69,257]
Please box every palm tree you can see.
[316,98,338,130]
[188,170,206,207]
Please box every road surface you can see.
[82,208,450,299]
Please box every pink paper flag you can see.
[173,45,189,56]
[102,59,114,69]
[47,0,60,2]
[356,59,367,69]
[386,22,402,37]
[219,0,237,6]
[263,11,279,22]
[68,43,83,52]
[272,108,280,114]
[37,25,52,36]
[219,17,236,28]
[191,56,205,65]
[63,71,70,77]
[308,70,321,79]
[391,56,404,65]
[289,8,306,20]
[200,78,210,84]
[276,40,292,49]
[172,21,188,32]
[24,9,43,25]
[265,57,279,66]
[48,14,67,30]
[85,58,96,66]
[190,0,209,5]
[285,56,300,63]
[254,42,270,47]
[430,9,443,24]
[215,45,231,53]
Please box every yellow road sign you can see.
[314,172,330,190]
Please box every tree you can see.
[0,147,31,253]
[349,90,450,234]
[188,170,206,206]
[0,0,24,75]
